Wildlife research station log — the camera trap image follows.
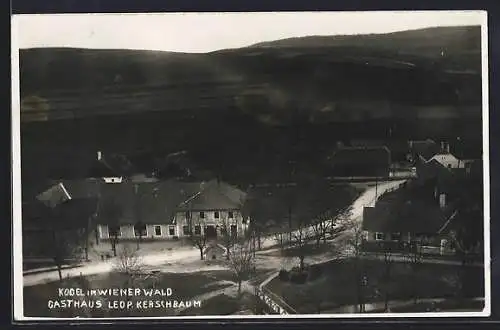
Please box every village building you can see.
[361,179,459,255]
[408,139,440,162]
[204,244,228,260]
[32,177,249,243]
[174,180,249,239]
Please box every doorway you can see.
[205,225,217,239]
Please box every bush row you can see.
[278,265,322,284]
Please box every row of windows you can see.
[375,232,401,241]
[185,211,234,219]
[106,224,238,237]
[107,224,175,238]
[182,224,237,236]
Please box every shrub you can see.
[172,236,179,240]
[278,269,289,282]
[289,269,308,284]
[307,264,322,281]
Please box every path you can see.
[23,180,406,287]
[23,247,200,287]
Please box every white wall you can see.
[430,154,464,169]
[174,210,246,238]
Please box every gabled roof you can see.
[427,153,460,163]
[204,243,228,254]
[30,178,244,226]
[410,140,440,161]
[36,182,72,208]
[177,179,246,211]
[362,181,452,234]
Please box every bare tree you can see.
[311,211,333,248]
[380,241,395,312]
[227,238,256,295]
[134,221,146,250]
[98,199,123,257]
[403,238,424,304]
[113,243,147,279]
[345,224,367,312]
[290,219,313,271]
[112,243,149,316]
[219,214,237,260]
[50,227,85,281]
[46,202,87,281]
[189,222,208,260]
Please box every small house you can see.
[204,244,227,260]
[361,179,459,255]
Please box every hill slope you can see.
[18,26,482,123]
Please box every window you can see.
[134,223,147,237]
[185,211,191,219]
[391,233,401,241]
[169,226,175,236]
[183,225,190,235]
[194,225,201,235]
[230,225,237,237]
[154,225,162,236]
[200,211,205,219]
[228,211,234,219]
[108,225,121,238]
[375,232,385,241]
[214,211,220,219]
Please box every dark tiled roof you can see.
[23,197,98,230]
[177,180,246,211]
[411,140,440,161]
[245,183,359,230]
[362,182,451,234]
[34,179,244,226]
[95,180,203,225]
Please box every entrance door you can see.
[205,225,217,239]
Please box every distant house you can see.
[328,146,391,177]
[351,139,409,163]
[408,139,440,162]
[362,179,459,254]
[427,152,466,169]
[204,244,227,260]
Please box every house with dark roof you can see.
[361,179,459,254]
[328,146,391,178]
[408,139,441,162]
[174,180,249,239]
[34,177,250,242]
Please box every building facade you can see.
[94,179,250,241]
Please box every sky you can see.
[13,11,485,53]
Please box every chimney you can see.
[97,150,102,161]
[440,141,445,153]
[445,143,450,154]
[439,193,446,209]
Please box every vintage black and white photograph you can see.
[11,11,490,320]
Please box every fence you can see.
[254,285,297,315]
